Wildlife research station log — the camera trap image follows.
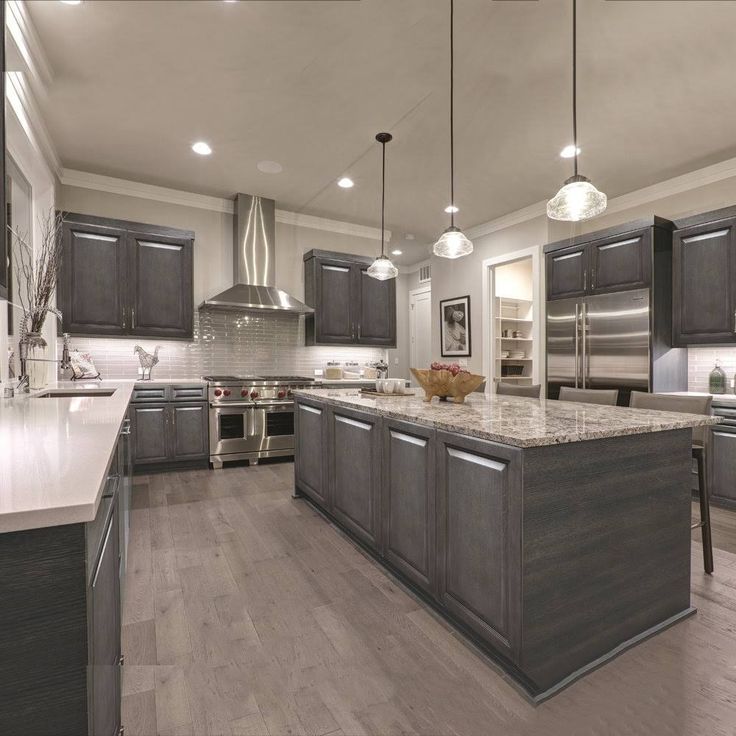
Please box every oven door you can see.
[209,403,262,457]
[258,401,295,453]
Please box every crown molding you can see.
[60,169,388,239]
[466,200,548,240]
[6,71,62,178]
[6,1,54,92]
[399,258,431,274]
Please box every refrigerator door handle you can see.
[581,302,587,389]
[574,303,580,389]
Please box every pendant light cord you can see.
[449,0,455,228]
[381,138,386,257]
[572,0,578,178]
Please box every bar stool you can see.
[496,382,541,398]
[558,387,619,406]
[630,391,714,574]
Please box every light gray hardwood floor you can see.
[122,462,736,736]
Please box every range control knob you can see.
[241,389,248,398]
[223,389,231,397]
[277,390,286,399]
[251,390,259,399]
[287,389,293,396]
[214,388,222,397]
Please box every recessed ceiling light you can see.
[444,205,459,214]
[257,160,283,174]
[405,233,415,241]
[560,144,581,158]
[391,249,403,256]
[192,141,212,156]
[60,0,83,4]
[337,177,354,189]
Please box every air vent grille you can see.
[419,264,431,283]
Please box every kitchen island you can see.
[293,388,719,702]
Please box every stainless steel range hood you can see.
[199,193,313,313]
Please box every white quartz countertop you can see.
[294,389,720,448]
[666,391,736,406]
[0,380,134,533]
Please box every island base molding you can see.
[294,395,695,701]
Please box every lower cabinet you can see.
[382,419,436,594]
[710,429,736,504]
[329,407,382,550]
[293,400,522,662]
[435,431,521,659]
[129,384,208,471]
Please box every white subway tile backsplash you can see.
[688,347,736,393]
[58,311,386,380]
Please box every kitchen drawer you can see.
[132,384,168,402]
[170,384,206,401]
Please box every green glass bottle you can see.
[709,359,727,394]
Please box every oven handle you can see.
[255,400,295,408]
[210,401,256,409]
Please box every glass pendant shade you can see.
[367,254,398,281]
[546,175,607,222]
[433,226,473,259]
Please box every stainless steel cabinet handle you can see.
[583,270,587,292]
[733,310,736,334]
[357,324,361,341]
[574,303,580,389]
[131,308,136,330]
[581,302,587,389]
[91,514,115,588]
[591,268,596,290]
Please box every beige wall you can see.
[388,268,423,379]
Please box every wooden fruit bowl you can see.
[410,368,485,404]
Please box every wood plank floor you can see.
[123,462,736,736]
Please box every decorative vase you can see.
[23,332,50,390]
[709,360,727,394]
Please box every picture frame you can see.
[440,295,471,357]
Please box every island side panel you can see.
[520,428,693,693]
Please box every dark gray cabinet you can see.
[435,431,521,659]
[304,249,396,347]
[672,212,736,345]
[710,429,736,504]
[130,384,208,471]
[59,213,194,339]
[89,501,121,736]
[328,406,382,550]
[0,3,7,302]
[545,219,664,301]
[294,400,329,506]
[381,419,435,593]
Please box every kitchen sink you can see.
[34,389,117,398]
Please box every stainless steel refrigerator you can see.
[546,287,687,406]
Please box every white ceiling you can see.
[24,0,736,265]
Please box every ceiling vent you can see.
[418,264,431,284]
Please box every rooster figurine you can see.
[134,345,161,381]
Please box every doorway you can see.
[409,285,431,384]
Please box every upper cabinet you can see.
[545,219,662,301]
[672,209,736,346]
[0,3,7,301]
[59,213,194,339]
[303,249,396,347]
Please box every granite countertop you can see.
[294,388,720,448]
[0,380,134,533]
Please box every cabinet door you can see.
[89,504,121,736]
[382,420,435,593]
[0,4,6,302]
[546,245,588,300]
[673,219,736,345]
[329,407,381,549]
[313,259,356,344]
[355,265,397,346]
[436,431,521,659]
[59,221,128,335]
[171,403,208,461]
[588,229,651,294]
[295,400,329,507]
[128,233,193,339]
[710,430,736,502]
[130,403,169,465]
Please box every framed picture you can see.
[440,295,471,357]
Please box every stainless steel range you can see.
[205,375,314,468]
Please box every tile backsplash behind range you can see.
[688,347,736,393]
[58,311,387,380]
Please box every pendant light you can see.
[547,0,607,222]
[367,132,399,281]
[433,0,473,259]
